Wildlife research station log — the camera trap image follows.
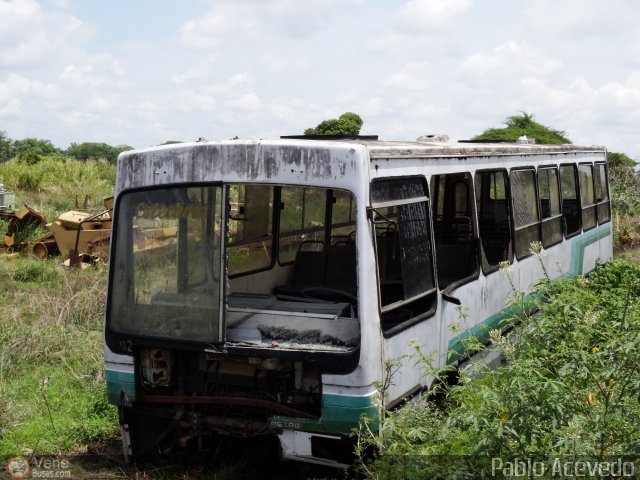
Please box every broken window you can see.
[371,177,436,334]
[560,164,581,237]
[330,189,356,239]
[578,164,597,231]
[228,185,274,275]
[537,167,563,247]
[594,162,611,224]
[475,170,512,273]
[511,169,541,259]
[278,187,326,264]
[228,185,359,353]
[430,173,477,288]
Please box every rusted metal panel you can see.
[1,205,47,248]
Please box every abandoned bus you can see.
[104,136,612,467]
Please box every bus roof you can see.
[127,137,606,161]
[283,136,606,159]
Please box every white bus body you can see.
[104,137,612,467]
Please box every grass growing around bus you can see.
[357,258,640,479]
[0,156,115,219]
[0,258,117,456]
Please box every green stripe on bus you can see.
[105,369,136,405]
[566,223,611,278]
[446,293,538,362]
[271,393,378,435]
[448,223,611,362]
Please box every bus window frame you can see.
[275,186,357,267]
[594,161,611,225]
[227,184,278,279]
[509,167,542,261]
[578,162,597,232]
[536,165,564,249]
[429,172,480,291]
[474,167,513,275]
[559,163,582,239]
[370,175,437,338]
[105,182,227,351]
[276,186,327,266]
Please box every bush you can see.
[0,259,117,455]
[0,156,115,213]
[610,164,640,217]
[360,259,640,478]
[16,171,44,191]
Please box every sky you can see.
[1,0,640,158]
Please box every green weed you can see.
[360,259,640,478]
[0,258,117,456]
[0,157,115,213]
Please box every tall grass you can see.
[0,257,117,455]
[0,157,115,219]
[358,259,640,478]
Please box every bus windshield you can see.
[109,185,224,343]
[107,183,360,352]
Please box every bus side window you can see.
[474,170,512,273]
[510,168,541,260]
[371,177,437,334]
[278,187,326,264]
[227,185,275,276]
[594,162,611,224]
[430,173,478,288]
[537,167,563,248]
[560,164,581,237]
[578,164,597,231]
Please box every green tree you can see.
[0,130,16,163]
[473,112,571,144]
[66,142,133,164]
[607,151,637,169]
[304,112,363,136]
[14,138,61,165]
[608,151,640,216]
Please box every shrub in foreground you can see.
[359,259,640,478]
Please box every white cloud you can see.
[260,52,312,73]
[395,0,472,31]
[59,57,126,91]
[0,98,21,117]
[179,0,341,52]
[88,95,115,113]
[0,0,88,67]
[0,74,62,105]
[382,62,432,91]
[459,41,562,83]
[523,0,634,36]
[171,56,219,84]
[260,0,337,38]
[179,3,259,50]
[171,72,263,117]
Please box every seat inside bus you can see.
[273,238,357,301]
[434,216,477,287]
